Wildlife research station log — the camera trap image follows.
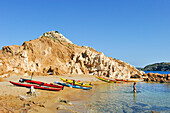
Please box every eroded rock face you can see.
[0,31,143,78]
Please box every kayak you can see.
[54,81,92,90]
[9,81,62,91]
[115,78,126,81]
[95,76,120,83]
[60,78,93,87]
[20,78,63,89]
[115,78,138,82]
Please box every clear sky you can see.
[0,0,170,67]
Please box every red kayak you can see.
[115,78,126,81]
[115,78,138,82]
[20,78,63,89]
[9,81,62,91]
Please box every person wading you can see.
[133,82,137,93]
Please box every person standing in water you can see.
[133,82,137,93]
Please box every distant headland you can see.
[137,62,170,71]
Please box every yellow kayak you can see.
[60,78,93,88]
[95,76,120,83]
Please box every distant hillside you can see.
[141,62,170,71]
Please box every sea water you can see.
[144,71,170,74]
[85,82,170,113]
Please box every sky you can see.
[0,0,170,67]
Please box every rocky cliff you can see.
[0,31,144,78]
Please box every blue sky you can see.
[0,0,170,67]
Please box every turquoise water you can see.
[85,82,170,113]
[144,71,170,74]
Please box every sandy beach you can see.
[0,74,102,113]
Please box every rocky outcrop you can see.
[0,31,143,79]
[143,73,170,83]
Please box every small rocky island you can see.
[138,62,170,71]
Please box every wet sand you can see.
[0,74,102,113]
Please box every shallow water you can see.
[85,82,170,113]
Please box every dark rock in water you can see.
[151,110,159,113]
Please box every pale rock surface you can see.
[0,31,143,78]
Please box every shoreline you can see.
[0,74,169,112]
[0,74,102,113]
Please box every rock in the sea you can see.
[143,73,170,83]
[151,110,159,113]
[167,74,170,80]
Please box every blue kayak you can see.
[54,81,92,90]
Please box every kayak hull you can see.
[60,78,92,87]
[10,81,62,91]
[115,78,138,82]
[96,76,120,83]
[20,78,63,88]
[54,81,92,90]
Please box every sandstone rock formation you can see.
[0,31,144,78]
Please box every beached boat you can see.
[114,78,126,81]
[54,81,92,90]
[95,76,120,83]
[10,81,62,91]
[60,78,93,87]
[20,78,63,88]
[115,78,138,82]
